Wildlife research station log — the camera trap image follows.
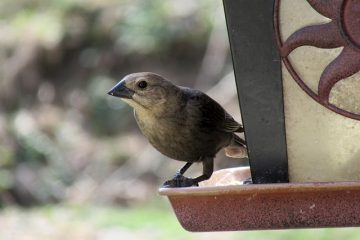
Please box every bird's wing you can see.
[223,112,244,133]
[187,89,243,133]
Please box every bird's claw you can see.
[243,177,253,185]
[162,174,199,188]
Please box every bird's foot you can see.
[243,177,253,184]
[162,174,199,188]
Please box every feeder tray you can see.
[160,0,360,232]
[159,167,360,231]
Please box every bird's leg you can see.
[163,162,196,188]
[171,162,194,187]
[193,157,213,185]
[162,158,214,188]
[174,162,193,178]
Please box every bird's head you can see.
[108,72,179,114]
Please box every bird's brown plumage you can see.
[108,72,247,187]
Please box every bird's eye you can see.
[137,81,147,89]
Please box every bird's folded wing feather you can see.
[223,112,244,132]
[187,90,243,133]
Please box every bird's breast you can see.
[134,111,188,159]
[134,109,231,161]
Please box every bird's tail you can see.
[224,134,248,158]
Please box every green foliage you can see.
[114,0,214,55]
[0,0,221,206]
[3,204,360,240]
[87,75,133,136]
[0,0,216,54]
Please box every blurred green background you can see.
[1,0,360,239]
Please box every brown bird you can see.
[108,72,247,187]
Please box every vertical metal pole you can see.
[223,0,288,183]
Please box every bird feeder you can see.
[159,0,360,231]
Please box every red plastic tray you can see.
[159,167,360,231]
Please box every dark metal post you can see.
[223,0,288,183]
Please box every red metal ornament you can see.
[275,0,360,120]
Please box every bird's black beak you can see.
[107,80,134,99]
